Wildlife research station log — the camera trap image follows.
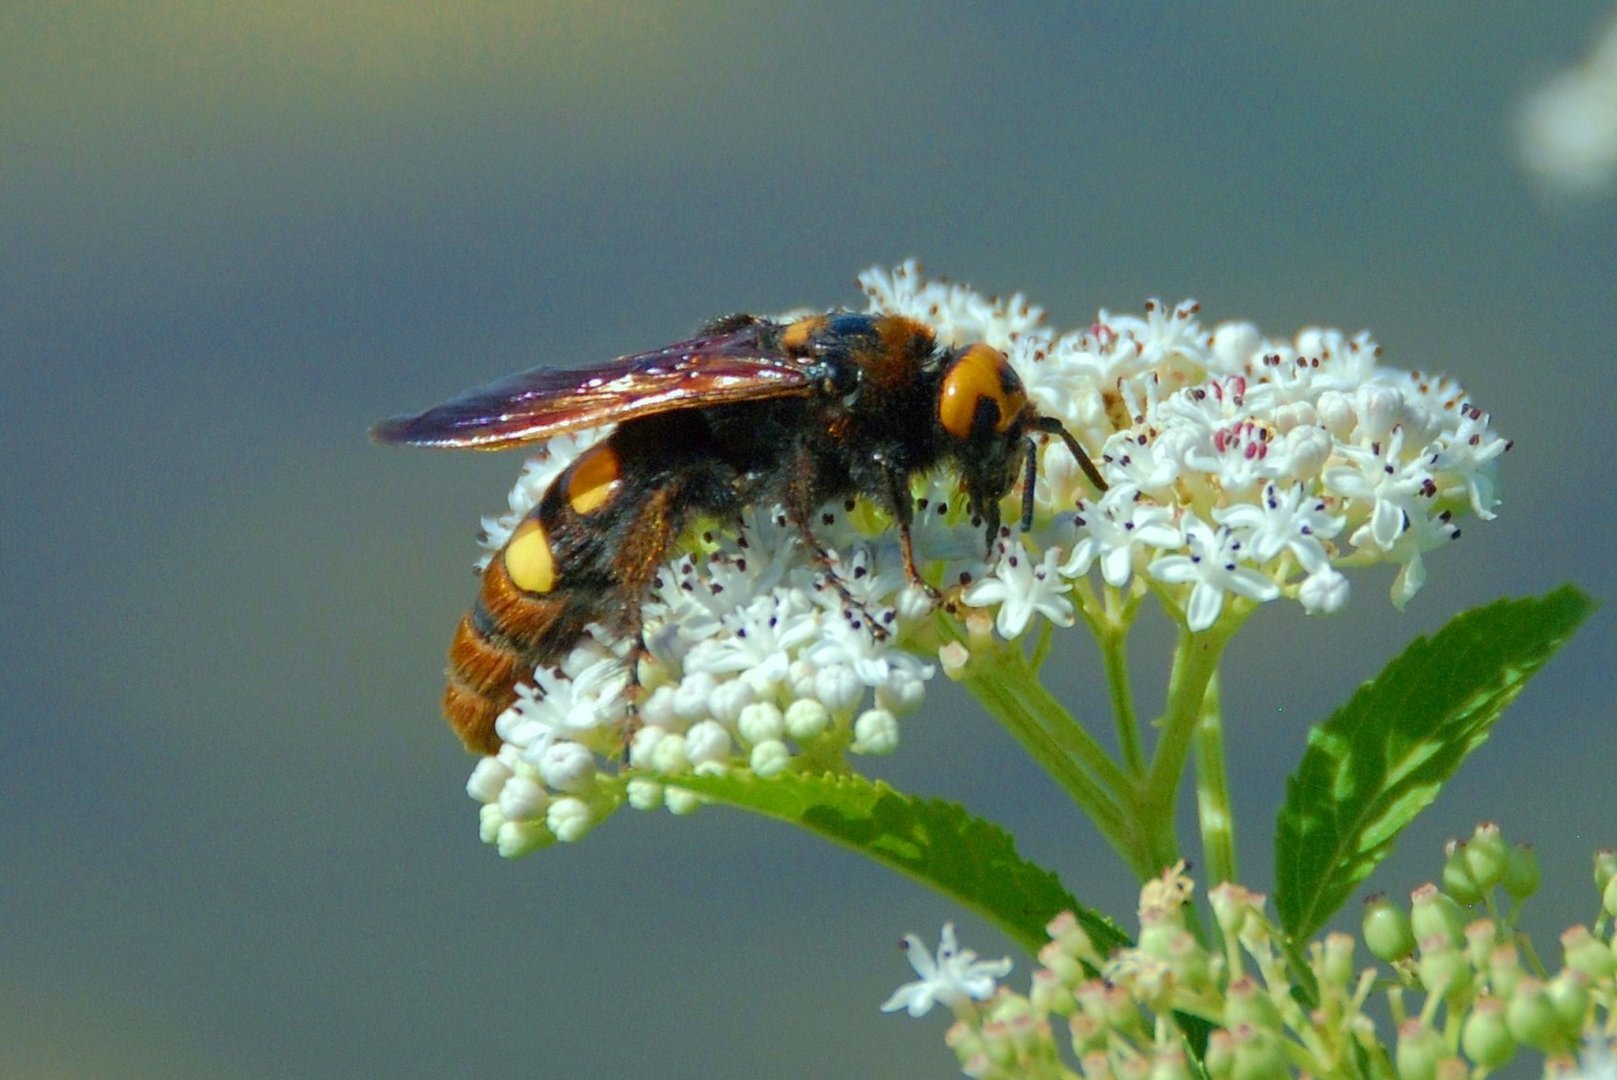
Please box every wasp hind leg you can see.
[600,488,687,768]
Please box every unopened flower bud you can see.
[1441,840,1484,905]
[1363,894,1416,962]
[1502,842,1540,901]
[1411,883,1467,949]
[1395,1018,1446,1080]
[1416,935,1473,1002]
[1561,925,1617,981]
[1463,822,1508,891]
[1459,996,1515,1069]
[1503,977,1562,1052]
[1594,849,1617,895]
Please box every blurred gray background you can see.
[5,4,1614,1077]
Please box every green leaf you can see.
[1275,585,1594,940]
[666,770,1127,956]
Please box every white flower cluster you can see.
[467,262,1508,854]
[1517,8,1617,198]
[867,259,1507,627]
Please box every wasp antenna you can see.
[1033,415,1108,494]
[1020,437,1039,531]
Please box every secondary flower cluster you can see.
[1517,7,1617,198]
[888,827,1617,1079]
[466,262,1508,854]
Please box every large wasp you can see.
[374,312,1105,753]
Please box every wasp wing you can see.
[371,324,816,449]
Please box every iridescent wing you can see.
[371,322,816,450]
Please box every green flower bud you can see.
[1028,968,1071,1018]
[1488,942,1524,1000]
[1442,841,1484,905]
[1504,977,1564,1052]
[1363,894,1417,962]
[1147,1045,1192,1080]
[1459,996,1516,1069]
[1204,1029,1235,1080]
[1319,932,1355,990]
[1228,1023,1286,1080]
[1417,935,1473,1002]
[1544,969,1590,1031]
[1223,976,1282,1033]
[1068,1013,1107,1055]
[1463,822,1508,892]
[1562,925,1617,981]
[1208,882,1264,940]
[1411,884,1467,950]
[1502,842,1540,901]
[1045,911,1098,965]
[1396,1018,1446,1080]
[1594,849,1617,896]
[1464,918,1500,971]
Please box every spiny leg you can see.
[783,463,892,640]
[606,490,682,765]
[885,468,942,606]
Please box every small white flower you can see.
[685,720,733,767]
[1214,481,1344,574]
[625,777,664,810]
[804,615,935,702]
[1571,1036,1617,1080]
[874,666,927,716]
[1061,483,1183,588]
[851,709,900,755]
[736,701,785,744]
[962,539,1074,638]
[1297,567,1351,615]
[1428,404,1509,520]
[533,740,597,793]
[880,923,1013,1018]
[749,740,792,776]
[466,756,513,803]
[546,797,594,843]
[1323,429,1432,552]
[663,786,704,816]
[497,655,631,752]
[496,774,549,822]
[1209,320,1262,374]
[495,819,550,859]
[784,699,831,741]
[1362,509,1460,610]
[1149,514,1282,632]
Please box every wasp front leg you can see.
[883,468,943,607]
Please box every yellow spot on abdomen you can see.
[504,517,557,594]
[566,443,622,516]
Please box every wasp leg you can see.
[783,463,890,641]
[885,470,943,606]
[600,487,685,766]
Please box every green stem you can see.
[1028,618,1056,672]
[1139,621,1233,877]
[958,638,1150,877]
[1093,585,1146,778]
[1193,670,1238,887]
